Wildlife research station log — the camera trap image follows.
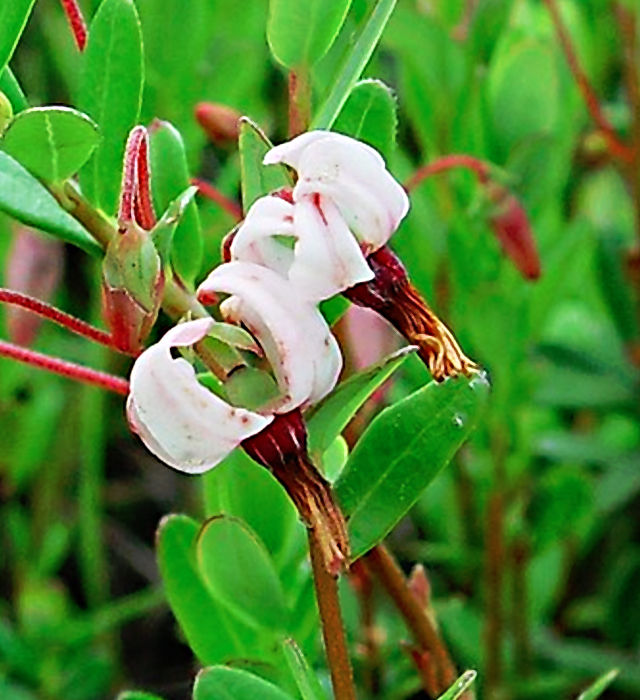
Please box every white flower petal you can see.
[263,131,338,170]
[198,261,342,412]
[290,195,374,300]
[230,196,296,277]
[293,135,409,251]
[128,318,272,473]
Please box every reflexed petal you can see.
[127,317,272,473]
[291,195,374,300]
[199,262,342,412]
[230,196,295,277]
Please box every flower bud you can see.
[102,223,164,355]
[195,102,241,144]
[486,183,541,280]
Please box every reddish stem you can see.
[60,0,88,51]
[288,68,311,138]
[544,0,634,164]
[0,288,118,350]
[0,340,129,395]
[192,178,243,221]
[404,154,491,192]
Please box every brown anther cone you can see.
[242,410,350,574]
[345,246,477,382]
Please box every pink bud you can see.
[195,102,241,144]
[486,184,541,280]
[6,228,63,346]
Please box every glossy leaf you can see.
[155,514,245,665]
[577,669,619,700]
[282,638,328,700]
[150,185,198,264]
[0,152,100,255]
[334,79,397,159]
[335,372,490,559]
[149,121,202,287]
[196,515,289,631]
[307,346,415,462]
[0,68,28,113]
[239,117,291,213]
[436,671,477,700]
[1,107,99,183]
[79,0,143,215]
[312,0,398,129]
[193,666,296,700]
[202,448,299,562]
[0,0,36,76]
[267,0,352,69]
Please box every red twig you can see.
[192,178,243,221]
[404,154,490,192]
[0,340,129,395]
[0,288,117,349]
[544,0,634,164]
[60,0,88,51]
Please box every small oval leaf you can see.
[335,372,490,559]
[194,666,296,700]
[1,106,99,183]
[196,515,289,632]
[267,0,352,69]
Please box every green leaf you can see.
[224,366,281,412]
[196,515,289,631]
[156,514,246,665]
[1,107,99,183]
[436,671,477,700]
[194,666,296,700]
[149,121,203,287]
[333,79,397,159]
[239,117,292,213]
[150,185,198,264]
[117,692,167,700]
[577,669,619,700]
[335,372,490,559]
[312,0,398,129]
[0,68,28,114]
[267,0,352,69]
[0,0,36,76]
[307,346,415,463]
[282,639,328,700]
[79,0,143,215]
[0,151,100,255]
[202,448,299,562]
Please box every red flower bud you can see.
[243,410,349,574]
[486,183,541,280]
[195,102,241,144]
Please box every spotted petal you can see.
[198,262,342,412]
[127,317,272,474]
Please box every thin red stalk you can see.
[119,127,147,225]
[192,178,243,221]
[544,0,634,164]
[0,340,129,395]
[60,0,88,51]
[404,154,491,193]
[0,288,118,349]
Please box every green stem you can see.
[308,529,357,700]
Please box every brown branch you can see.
[544,0,634,163]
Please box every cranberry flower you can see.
[230,131,410,301]
[127,262,342,473]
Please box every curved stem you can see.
[59,0,88,51]
[192,178,243,221]
[0,288,117,350]
[0,339,129,395]
[404,154,490,193]
[308,529,357,700]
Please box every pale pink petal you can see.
[128,318,272,473]
[198,262,342,412]
[290,195,374,300]
[230,196,296,276]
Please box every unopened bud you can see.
[486,183,541,280]
[102,223,164,355]
[345,246,477,381]
[195,102,241,144]
[243,410,350,574]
